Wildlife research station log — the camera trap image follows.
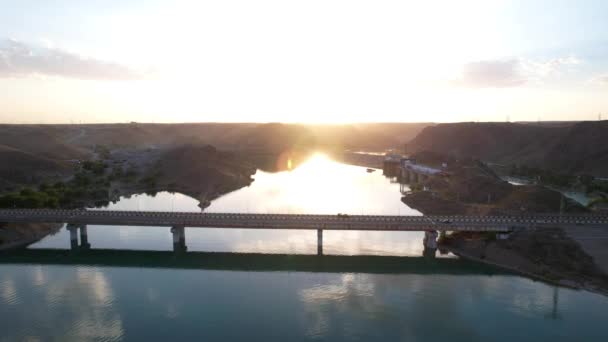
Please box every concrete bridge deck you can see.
[2,209,607,254]
[2,209,607,231]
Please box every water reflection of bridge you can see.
[0,249,512,276]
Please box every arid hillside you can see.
[406,121,608,176]
[0,122,429,151]
[402,152,586,215]
[144,145,256,207]
[0,122,430,189]
[0,145,73,189]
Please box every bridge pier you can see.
[317,229,323,256]
[67,224,79,250]
[423,230,438,249]
[171,226,187,252]
[66,224,91,250]
[79,225,90,250]
[423,246,437,259]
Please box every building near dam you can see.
[382,154,448,184]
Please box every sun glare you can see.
[280,153,363,213]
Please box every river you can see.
[1,153,608,341]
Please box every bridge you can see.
[1,209,607,254]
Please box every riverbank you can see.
[0,222,62,251]
[399,152,608,295]
[0,144,258,248]
[440,229,608,296]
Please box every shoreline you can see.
[437,230,608,297]
[445,245,608,296]
[0,235,47,251]
[399,184,608,294]
[0,223,62,251]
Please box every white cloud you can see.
[452,56,582,88]
[451,59,526,88]
[521,56,581,80]
[0,39,145,80]
[589,74,608,86]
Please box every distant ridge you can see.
[407,121,608,176]
[0,122,430,151]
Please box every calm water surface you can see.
[2,154,608,341]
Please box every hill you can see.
[402,153,586,215]
[0,122,430,190]
[406,121,608,176]
[0,125,89,160]
[0,125,91,190]
[0,145,73,190]
[148,145,256,207]
[0,122,430,151]
[541,121,608,175]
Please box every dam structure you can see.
[1,209,607,254]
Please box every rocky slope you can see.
[0,145,74,190]
[0,122,430,190]
[441,229,608,295]
[144,145,256,208]
[407,121,608,176]
[401,152,586,215]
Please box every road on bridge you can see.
[1,209,607,232]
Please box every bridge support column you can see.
[423,230,438,258]
[179,227,186,252]
[317,229,323,256]
[423,230,438,249]
[171,226,187,252]
[67,224,79,250]
[79,225,90,250]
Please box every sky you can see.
[0,0,607,123]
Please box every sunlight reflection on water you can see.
[32,154,426,256]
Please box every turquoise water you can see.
[2,154,608,341]
[1,265,607,341]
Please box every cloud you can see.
[451,59,526,88]
[520,56,580,80]
[589,74,608,86]
[452,56,581,88]
[0,39,144,80]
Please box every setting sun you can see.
[2,1,607,123]
[1,1,608,340]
